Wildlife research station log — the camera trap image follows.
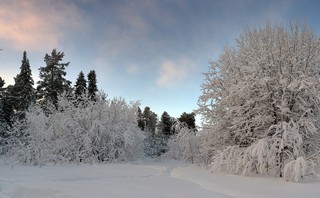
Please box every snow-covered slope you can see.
[0,160,319,198]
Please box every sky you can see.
[1,0,320,124]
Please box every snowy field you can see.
[1,160,320,198]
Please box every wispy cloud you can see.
[126,64,141,75]
[94,0,157,59]
[0,0,85,51]
[156,58,194,89]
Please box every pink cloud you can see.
[0,0,85,51]
[156,58,194,89]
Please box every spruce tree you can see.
[0,77,4,91]
[9,51,35,112]
[74,71,87,97]
[142,106,157,134]
[87,70,98,100]
[178,112,196,129]
[158,111,173,136]
[0,77,6,138]
[37,49,71,107]
[0,79,13,139]
[137,107,145,130]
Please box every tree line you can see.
[0,49,196,161]
[0,49,98,138]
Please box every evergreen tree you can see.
[0,98,8,139]
[37,49,71,107]
[140,106,168,157]
[178,112,196,129]
[158,111,173,136]
[0,77,6,138]
[137,107,145,130]
[0,79,13,139]
[9,51,35,112]
[74,71,87,97]
[0,77,4,91]
[142,106,157,134]
[87,70,98,100]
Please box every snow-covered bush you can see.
[5,93,145,165]
[210,122,319,180]
[283,157,315,182]
[197,21,320,181]
[165,121,201,163]
[144,134,168,157]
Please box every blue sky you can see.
[1,0,320,123]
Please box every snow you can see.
[1,160,320,198]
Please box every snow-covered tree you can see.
[165,120,200,163]
[5,93,145,165]
[198,21,320,181]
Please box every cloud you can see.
[0,0,85,51]
[94,0,173,60]
[126,64,141,75]
[156,58,193,89]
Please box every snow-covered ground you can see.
[1,160,320,198]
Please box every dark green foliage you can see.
[158,111,174,136]
[0,77,4,89]
[87,70,98,100]
[37,49,71,107]
[142,106,157,134]
[74,71,87,97]
[8,51,35,112]
[0,51,35,142]
[0,77,13,140]
[144,134,168,157]
[0,96,14,139]
[1,98,13,128]
[0,98,8,139]
[0,77,6,139]
[139,106,165,157]
[137,107,145,130]
[178,112,196,129]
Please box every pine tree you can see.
[158,111,173,136]
[0,78,13,139]
[142,106,157,134]
[137,107,145,130]
[0,77,4,91]
[9,51,35,112]
[87,70,97,100]
[74,71,87,97]
[37,49,71,107]
[178,112,196,129]
[0,77,6,138]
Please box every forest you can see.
[1,21,320,182]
